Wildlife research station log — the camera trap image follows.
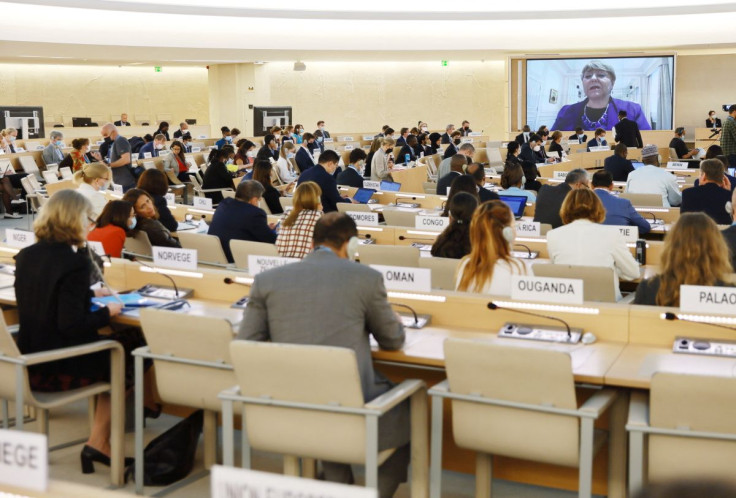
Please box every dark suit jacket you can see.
[396,137,407,147]
[586,138,609,151]
[681,182,732,225]
[595,189,651,234]
[515,132,530,145]
[519,143,537,164]
[436,171,461,196]
[441,132,451,144]
[263,185,283,215]
[113,120,131,126]
[208,198,277,262]
[138,141,159,159]
[478,186,500,203]
[707,118,723,128]
[443,143,458,159]
[256,145,278,162]
[297,164,349,213]
[397,145,416,163]
[614,118,643,148]
[202,160,234,204]
[152,194,178,232]
[604,154,635,182]
[295,147,314,173]
[336,167,364,188]
[533,182,572,228]
[569,133,587,143]
[549,141,564,157]
[723,225,736,270]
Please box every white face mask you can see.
[287,152,295,159]
[246,151,255,158]
[155,143,164,150]
[421,127,428,132]
[533,145,541,152]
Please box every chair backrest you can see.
[45,163,59,174]
[540,223,553,235]
[124,231,153,257]
[620,192,664,207]
[444,339,580,466]
[357,244,420,268]
[418,257,459,290]
[487,147,504,167]
[25,141,42,151]
[177,232,229,265]
[139,309,235,412]
[668,148,679,160]
[278,197,293,211]
[382,209,418,228]
[18,156,41,180]
[258,198,272,215]
[532,263,617,302]
[42,171,58,184]
[229,239,279,270]
[0,312,26,401]
[59,167,73,180]
[230,341,368,463]
[20,176,34,196]
[336,203,372,213]
[28,175,43,192]
[45,180,75,197]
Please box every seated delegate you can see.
[499,163,536,202]
[202,147,236,204]
[442,175,479,216]
[336,148,367,189]
[603,143,634,182]
[297,150,355,213]
[533,169,589,228]
[592,170,651,234]
[88,200,135,258]
[625,152,682,207]
[431,192,478,259]
[681,158,732,225]
[276,181,323,259]
[122,188,181,248]
[136,168,178,233]
[74,162,111,220]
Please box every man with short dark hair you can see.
[42,130,65,165]
[681,158,732,225]
[173,122,189,139]
[721,104,736,167]
[396,127,410,147]
[604,143,634,181]
[442,130,463,159]
[138,134,166,159]
[256,134,279,162]
[467,163,500,202]
[207,179,277,263]
[460,120,472,136]
[670,127,698,159]
[237,212,409,497]
[336,148,367,188]
[437,154,467,195]
[297,149,355,212]
[397,135,418,164]
[515,125,531,145]
[592,170,650,233]
[586,128,608,151]
[439,142,475,177]
[569,127,587,144]
[215,126,232,149]
[614,110,643,148]
[315,120,330,139]
[533,168,590,228]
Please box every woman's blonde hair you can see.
[279,140,296,159]
[656,212,733,306]
[560,188,605,224]
[34,189,93,247]
[282,181,322,227]
[73,162,111,185]
[457,200,525,293]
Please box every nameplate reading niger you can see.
[346,211,379,226]
[511,275,583,305]
[153,246,198,270]
[5,229,36,248]
[370,264,431,292]
[680,285,736,315]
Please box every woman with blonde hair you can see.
[74,162,111,219]
[2,127,18,153]
[276,140,299,183]
[635,212,733,306]
[275,181,323,258]
[456,200,526,295]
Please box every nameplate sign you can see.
[153,246,197,270]
[198,134,207,139]
[143,161,156,170]
[613,225,639,243]
[192,147,201,152]
[363,135,374,141]
[143,152,152,159]
[553,171,568,180]
[323,138,334,143]
[165,193,176,205]
[462,137,474,143]
[370,264,431,292]
[344,145,354,151]
[515,221,541,237]
[511,275,584,305]
[680,285,736,315]
[347,211,379,226]
[363,180,381,190]
[193,196,213,210]
[469,132,482,137]
[88,241,105,257]
[112,183,123,194]
[589,145,610,152]
[341,136,354,142]
[667,161,688,170]
[211,466,375,498]
[5,229,36,248]
[415,215,450,231]
[247,255,298,275]
[0,429,47,492]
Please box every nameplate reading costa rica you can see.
[415,215,449,231]
[5,229,36,248]
[0,429,48,492]
[511,275,584,305]
[370,264,431,292]
[680,285,736,315]
[346,211,379,226]
[153,246,197,270]
[247,255,299,275]
[515,221,541,237]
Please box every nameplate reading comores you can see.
[370,264,431,292]
[0,429,48,492]
[153,246,197,270]
[680,285,736,315]
[247,255,299,275]
[415,215,449,231]
[346,211,379,226]
[515,221,541,237]
[511,275,584,305]
[5,229,36,248]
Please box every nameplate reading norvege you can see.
[0,429,48,492]
[346,211,379,226]
[370,264,431,292]
[511,275,584,305]
[680,285,736,315]
[247,255,299,276]
[153,246,198,270]
[415,215,449,231]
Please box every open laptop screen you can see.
[380,180,401,192]
[498,194,528,218]
[353,188,376,204]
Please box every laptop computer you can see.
[380,180,401,192]
[631,161,645,170]
[498,194,528,219]
[353,188,376,204]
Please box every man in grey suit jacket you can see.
[237,212,409,497]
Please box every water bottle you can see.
[405,153,410,165]
[635,239,646,265]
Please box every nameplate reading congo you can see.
[613,225,639,243]
[247,255,299,275]
[363,180,381,190]
[211,466,375,498]
[5,229,36,248]
[510,275,584,305]
[153,246,198,270]
[370,264,431,292]
[0,429,48,492]
[346,211,379,226]
[415,215,450,231]
[515,221,541,237]
[680,285,736,315]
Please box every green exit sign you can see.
[154,66,162,72]
[441,60,448,67]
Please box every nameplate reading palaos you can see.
[0,429,48,492]
[613,225,639,243]
[415,215,449,231]
[515,221,541,237]
[346,211,379,226]
[5,229,36,248]
[511,275,584,305]
[211,466,375,498]
[153,246,198,270]
[247,255,299,276]
[680,285,736,315]
[370,264,431,292]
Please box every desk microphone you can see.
[390,302,419,326]
[398,235,435,242]
[488,301,572,339]
[663,312,736,331]
[224,277,250,286]
[709,129,721,139]
[512,244,532,258]
[131,257,181,298]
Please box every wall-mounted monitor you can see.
[526,56,674,132]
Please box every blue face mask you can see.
[55,140,64,147]
[317,136,324,143]
[226,136,233,143]
[128,217,137,230]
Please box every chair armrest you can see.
[578,388,618,419]
[21,340,123,366]
[427,379,450,397]
[217,385,242,401]
[197,188,234,193]
[365,379,426,415]
[626,391,650,431]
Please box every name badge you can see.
[553,171,568,180]
[0,430,47,492]
[362,135,374,141]
[165,193,176,205]
[370,264,431,292]
[247,255,298,275]
[5,229,36,248]
[143,152,152,159]
[363,180,381,190]
[511,275,584,305]
[667,161,688,170]
[415,215,449,231]
[347,211,379,226]
[153,246,197,270]
[113,184,124,194]
[515,221,541,237]
[680,285,736,314]
[613,225,639,243]
[193,196,213,210]
[344,145,354,151]
[88,241,105,257]
[342,136,354,142]
[211,466,375,498]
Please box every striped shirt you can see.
[276,209,323,259]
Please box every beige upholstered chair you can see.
[619,193,664,207]
[220,341,428,496]
[418,257,459,290]
[279,196,293,211]
[357,244,420,268]
[229,240,279,270]
[382,209,419,228]
[532,263,617,303]
[429,339,618,498]
[124,230,153,258]
[177,232,230,266]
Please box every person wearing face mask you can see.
[138,134,166,159]
[460,120,473,136]
[235,140,257,172]
[518,133,545,179]
[296,133,317,173]
[162,140,191,183]
[706,110,723,128]
[427,132,442,156]
[500,163,536,202]
[277,141,299,183]
[670,127,699,159]
[418,122,429,134]
[312,130,326,154]
[215,126,232,149]
[371,138,396,182]
[586,128,609,151]
[443,131,463,159]
[336,148,367,188]
[314,120,330,139]
[2,128,18,154]
[202,148,236,204]
[73,162,112,219]
[293,124,305,144]
[416,133,431,157]
[173,122,189,139]
[270,126,283,147]
[257,134,280,163]
[88,200,136,258]
[42,131,66,165]
[181,133,193,153]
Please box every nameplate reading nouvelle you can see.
[5,229,36,248]
[680,285,736,315]
[511,275,584,305]
[153,246,197,270]
[211,466,375,498]
[347,211,379,226]
[667,161,688,170]
[415,215,449,231]
[370,264,431,292]
[247,255,298,275]
[553,171,568,180]
[515,221,541,237]
[193,197,213,210]
[0,429,48,492]
[613,225,639,243]
[363,181,381,190]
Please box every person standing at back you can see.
[720,104,736,167]
[100,123,136,191]
[533,168,589,229]
[614,110,643,148]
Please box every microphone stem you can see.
[390,302,419,324]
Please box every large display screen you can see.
[526,56,674,132]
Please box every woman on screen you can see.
[551,60,652,132]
